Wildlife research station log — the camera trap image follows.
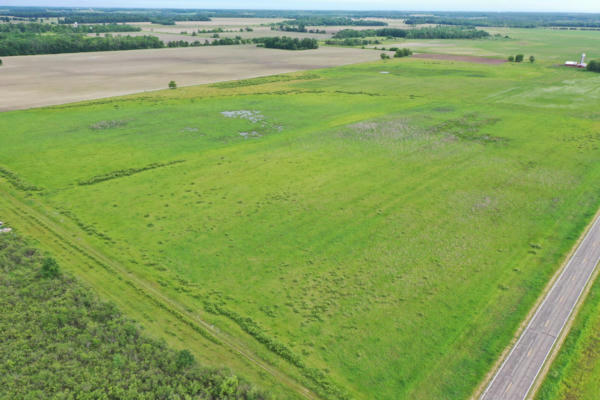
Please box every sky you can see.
[1,0,599,13]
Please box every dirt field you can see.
[90,27,330,44]
[89,32,199,43]
[411,53,507,64]
[131,18,289,33]
[0,45,382,111]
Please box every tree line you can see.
[0,33,164,56]
[3,7,599,28]
[0,32,322,56]
[404,13,600,28]
[282,17,388,27]
[333,26,491,39]
[325,38,381,46]
[0,232,267,399]
[254,37,319,50]
[271,24,327,34]
[0,22,141,34]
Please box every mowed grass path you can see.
[1,58,600,399]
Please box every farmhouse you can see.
[565,53,588,68]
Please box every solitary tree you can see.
[0,59,3,66]
[515,54,524,63]
[508,55,514,62]
[529,55,535,63]
[168,80,177,90]
[380,53,390,60]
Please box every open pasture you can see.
[382,27,600,62]
[1,51,600,399]
[0,45,381,111]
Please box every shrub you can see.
[176,349,195,369]
[253,36,318,50]
[508,55,515,62]
[529,55,535,63]
[168,80,177,90]
[380,53,390,60]
[40,257,60,278]
[515,54,524,62]
[0,59,3,66]
[587,60,600,72]
[394,48,413,58]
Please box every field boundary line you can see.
[471,207,600,400]
[0,185,320,400]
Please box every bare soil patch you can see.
[0,46,381,112]
[412,53,506,65]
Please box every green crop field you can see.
[536,277,600,400]
[1,29,600,399]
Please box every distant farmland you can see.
[0,45,383,111]
[1,51,600,399]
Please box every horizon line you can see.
[1,5,600,14]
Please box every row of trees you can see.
[282,17,388,26]
[0,34,164,56]
[507,54,535,63]
[3,8,599,28]
[325,38,380,46]
[333,26,490,39]
[271,24,327,34]
[380,48,413,60]
[0,232,267,399]
[61,13,211,24]
[0,31,323,56]
[0,22,141,34]
[403,13,600,28]
[255,37,319,50]
[166,37,253,47]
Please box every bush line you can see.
[204,301,349,400]
[211,73,320,89]
[0,166,43,192]
[77,160,185,186]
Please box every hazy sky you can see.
[1,0,600,13]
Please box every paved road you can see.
[481,214,600,400]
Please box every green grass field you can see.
[536,276,600,400]
[380,27,600,62]
[1,31,600,399]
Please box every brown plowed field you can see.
[0,45,382,112]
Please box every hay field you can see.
[1,50,600,399]
[0,45,381,111]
